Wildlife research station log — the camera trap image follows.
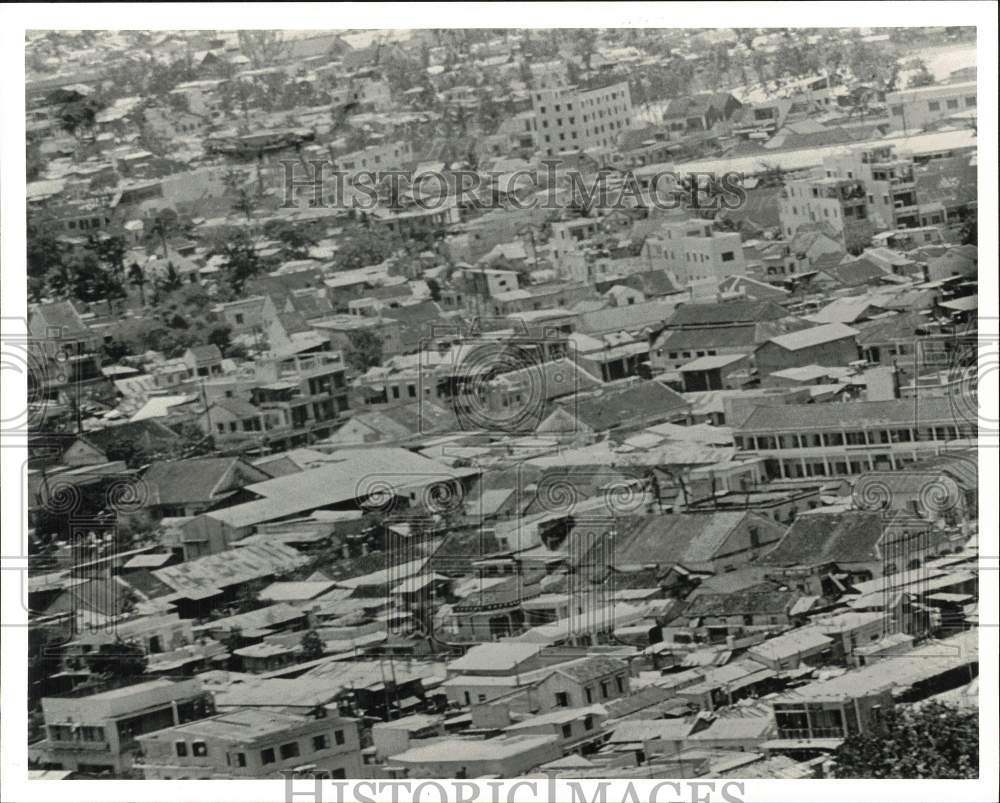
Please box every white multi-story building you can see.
[822,146,919,230]
[530,81,632,158]
[885,81,977,134]
[643,218,746,286]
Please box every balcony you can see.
[777,727,846,740]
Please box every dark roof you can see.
[249,270,325,300]
[664,92,739,120]
[522,465,642,518]
[809,251,849,272]
[452,574,545,611]
[285,292,334,318]
[683,588,802,618]
[43,576,135,618]
[85,420,182,452]
[755,511,886,566]
[603,685,679,719]
[854,312,934,345]
[562,381,689,432]
[822,257,887,288]
[654,319,807,351]
[30,301,93,338]
[143,457,267,506]
[356,400,459,439]
[575,511,783,569]
[382,301,449,353]
[186,344,223,364]
[618,269,683,298]
[664,300,788,329]
[556,655,628,684]
[737,397,962,432]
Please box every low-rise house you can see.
[605,719,692,763]
[37,679,213,775]
[754,323,859,377]
[765,630,978,757]
[746,628,835,671]
[537,380,690,443]
[445,643,547,678]
[574,511,785,580]
[682,588,808,639]
[136,706,361,779]
[684,715,775,753]
[503,704,608,756]
[386,734,560,779]
[755,510,955,592]
[143,457,272,518]
[369,714,447,765]
[181,345,225,379]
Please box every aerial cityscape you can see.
[20,26,980,782]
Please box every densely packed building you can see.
[23,26,979,781]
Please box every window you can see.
[966,95,977,107]
[946,98,959,109]
[555,691,570,707]
[235,313,245,325]
[584,716,594,731]
[279,742,301,760]
[928,101,940,111]
[584,687,593,704]
[261,748,276,765]
[312,734,330,751]
[615,675,625,694]
[236,753,246,767]
[600,680,610,698]
[192,741,208,757]
[175,741,188,757]
[334,730,345,746]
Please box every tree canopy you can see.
[833,701,978,779]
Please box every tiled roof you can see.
[144,457,263,506]
[823,257,888,287]
[578,511,782,569]
[755,511,886,566]
[554,654,628,684]
[664,300,788,328]
[562,381,690,432]
[683,588,802,618]
[854,311,933,344]
[737,397,963,431]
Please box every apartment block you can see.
[822,146,920,230]
[779,175,875,251]
[733,398,977,480]
[136,707,361,779]
[643,219,746,286]
[530,80,632,158]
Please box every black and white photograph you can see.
[1,4,996,802]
